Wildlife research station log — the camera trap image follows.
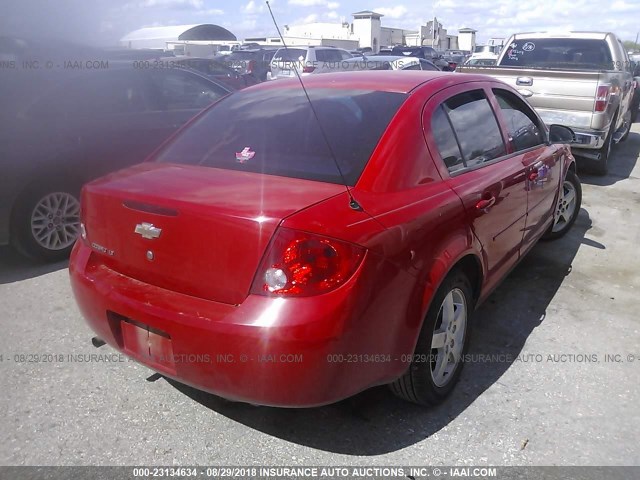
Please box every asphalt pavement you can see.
[1,125,639,467]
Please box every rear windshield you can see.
[155,88,407,185]
[273,48,306,62]
[499,38,613,70]
[227,51,256,60]
[474,45,495,53]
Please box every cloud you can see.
[374,6,408,19]
[139,0,204,9]
[196,8,224,15]
[288,0,326,5]
[292,13,318,24]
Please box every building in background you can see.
[120,24,240,55]
[458,27,477,52]
[422,18,459,51]
[246,11,462,53]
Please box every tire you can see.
[593,115,616,176]
[11,181,81,262]
[542,170,582,241]
[390,270,474,406]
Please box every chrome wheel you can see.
[430,288,467,388]
[30,192,81,251]
[552,180,577,233]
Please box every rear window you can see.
[499,38,613,70]
[273,48,306,62]
[155,88,407,185]
[227,51,257,59]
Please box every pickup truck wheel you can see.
[390,270,473,406]
[542,170,582,240]
[11,182,81,261]
[593,125,614,176]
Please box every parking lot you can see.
[1,125,639,467]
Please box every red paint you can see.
[69,71,575,407]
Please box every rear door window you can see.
[420,60,439,71]
[431,106,465,173]
[432,89,506,171]
[500,38,613,70]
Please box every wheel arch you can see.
[417,249,485,326]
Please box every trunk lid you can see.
[82,163,344,305]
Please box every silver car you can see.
[319,55,440,74]
[269,46,353,79]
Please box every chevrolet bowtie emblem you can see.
[134,222,162,239]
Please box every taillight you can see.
[595,85,611,112]
[302,65,316,73]
[248,60,256,74]
[251,228,365,297]
[79,201,88,244]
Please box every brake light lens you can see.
[595,85,611,112]
[247,60,256,74]
[302,65,316,73]
[251,228,366,297]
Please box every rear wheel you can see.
[593,126,613,176]
[11,182,81,261]
[593,113,619,175]
[390,270,473,406]
[542,170,582,240]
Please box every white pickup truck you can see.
[457,32,637,174]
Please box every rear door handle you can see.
[476,196,496,211]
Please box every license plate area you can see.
[109,312,177,375]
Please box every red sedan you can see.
[69,71,581,407]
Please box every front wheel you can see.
[390,270,473,406]
[11,183,81,261]
[542,169,582,241]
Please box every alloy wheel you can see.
[30,192,81,251]
[552,181,578,233]
[430,288,467,387]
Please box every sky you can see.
[2,0,639,46]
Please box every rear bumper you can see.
[570,128,608,151]
[69,242,414,407]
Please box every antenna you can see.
[265,1,362,211]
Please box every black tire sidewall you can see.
[409,271,474,403]
[11,181,80,262]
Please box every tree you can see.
[623,40,640,52]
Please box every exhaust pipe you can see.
[91,337,106,348]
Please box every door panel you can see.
[490,88,562,252]
[445,159,528,293]
[424,83,528,295]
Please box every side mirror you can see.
[548,124,575,144]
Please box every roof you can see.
[511,31,610,40]
[352,10,384,18]
[458,28,477,33]
[250,71,449,94]
[121,24,236,42]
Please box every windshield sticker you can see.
[235,147,256,164]
[523,42,536,52]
